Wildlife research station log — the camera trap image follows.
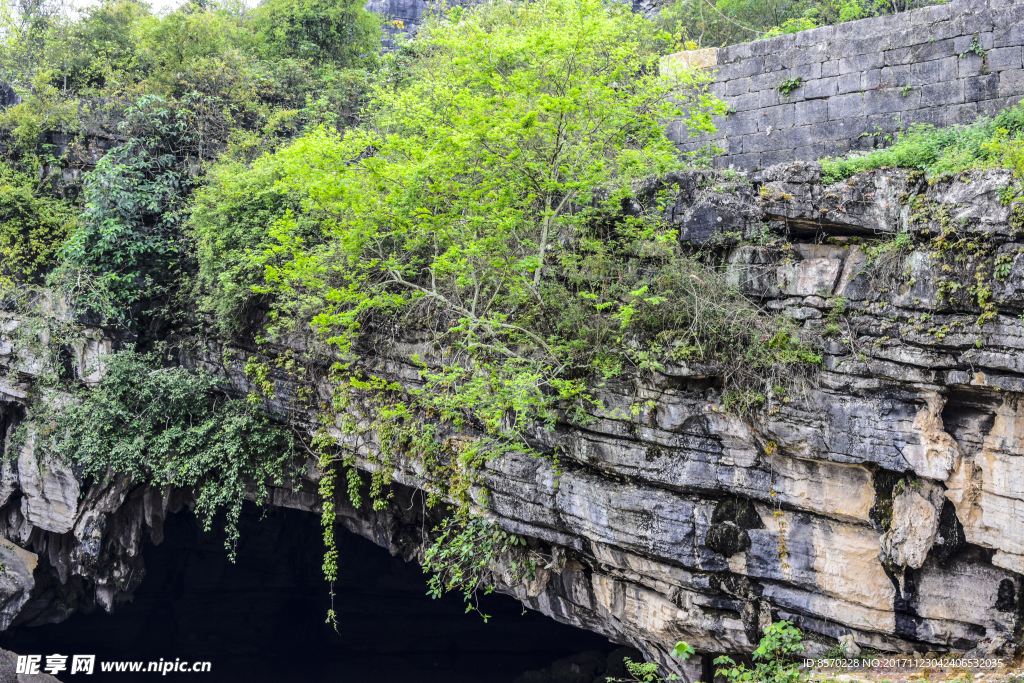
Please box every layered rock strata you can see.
[0,163,1023,678]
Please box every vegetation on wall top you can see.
[656,0,948,50]
[820,100,1024,183]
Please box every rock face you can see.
[2,163,1024,678]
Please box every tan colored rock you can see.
[781,258,843,297]
[881,479,944,570]
[749,504,895,613]
[913,552,1018,646]
[591,573,747,654]
[768,455,874,523]
[660,49,717,77]
[838,634,861,657]
[907,393,961,480]
[72,331,111,385]
[761,582,896,634]
[945,395,1024,573]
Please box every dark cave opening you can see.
[0,503,626,683]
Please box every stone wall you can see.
[665,0,1024,172]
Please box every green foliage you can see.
[959,34,986,59]
[0,0,381,320]
[652,0,945,49]
[40,348,295,556]
[0,72,80,162]
[614,659,679,682]
[671,642,695,660]
[189,156,306,337]
[609,640,692,682]
[0,162,77,289]
[50,95,201,319]
[715,621,805,683]
[833,0,939,22]
[821,99,1024,182]
[0,0,377,170]
[252,0,380,66]
[763,12,818,38]
[837,0,869,20]
[822,295,847,337]
[776,76,804,98]
[423,515,535,621]
[61,0,148,91]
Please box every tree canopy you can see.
[657,0,947,49]
[191,0,820,527]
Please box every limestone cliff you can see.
[1,162,1023,679]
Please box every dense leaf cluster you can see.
[0,163,76,290]
[0,0,380,310]
[423,515,535,621]
[821,101,1024,183]
[655,0,946,49]
[41,349,295,554]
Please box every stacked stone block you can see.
[668,0,1024,173]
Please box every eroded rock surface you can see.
[0,163,1023,678]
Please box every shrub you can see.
[423,515,536,620]
[61,0,150,92]
[41,348,295,555]
[0,163,77,290]
[189,156,308,337]
[715,621,806,683]
[821,99,1024,183]
[51,95,201,319]
[252,0,380,66]
[612,640,694,682]
[763,12,818,38]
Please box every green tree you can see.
[0,162,77,289]
[193,0,820,560]
[252,0,380,66]
[196,0,729,444]
[60,0,148,92]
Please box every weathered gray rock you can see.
[16,429,79,535]
[760,163,924,235]
[0,540,36,631]
[1,164,1024,676]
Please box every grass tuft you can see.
[820,100,1024,183]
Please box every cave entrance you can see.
[0,504,627,682]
